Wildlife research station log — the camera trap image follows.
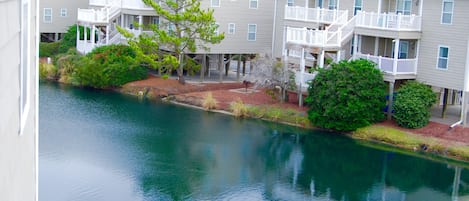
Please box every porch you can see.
[284,5,348,25]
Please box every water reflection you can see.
[39,82,469,201]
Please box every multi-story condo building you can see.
[76,0,469,126]
[0,0,38,199]
[40,0,88,41]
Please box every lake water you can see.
[39,82,469,201]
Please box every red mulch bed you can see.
[126,76,469,142]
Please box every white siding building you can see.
[0,0,38,200]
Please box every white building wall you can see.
[0,0,37,200]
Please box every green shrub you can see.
[39,42,60,57]
[55,49,82,84]
[305,59,386,131]
[73,44,147,88]
[39,62,58,80]
[393,81,437,128]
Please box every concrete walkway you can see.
[430,105,465,126]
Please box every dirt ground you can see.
[123,76,469,143]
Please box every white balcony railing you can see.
[355,11,422,31]
[78,0,121,23]
[286,27,328,46]
[285,6,348,24]
[355,53,417,75]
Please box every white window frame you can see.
[211,0,220,7]
[20,0,31,135]
[228,23,235,34]
[60,8,67,17]
[396,0,412,15]
[43,8,52,23]
[247,24,257,41]
[353,0,362,15]
[441,0,454,24]
[249,0,258,9]
[287,0,294,6]
[437,46,449,70]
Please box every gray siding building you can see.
[40,0,88,41]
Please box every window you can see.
[392,41,409,59]
[152,17,159,26]
[328,0,337,10]
[441,0,454,24]
[249,0,258,9]
[247,24,257,41]
[228,23,235,34]
[20,0,31,135]
[214,23,220,35]
[437,46,449,70]
[353,0,362,15]
[211,0,220,7]
[396,0,412,15]
[287,0,294,6]
[315,0,323,8]
[43,8,52,23]
[168,23,175,35]
[60,8,67,17]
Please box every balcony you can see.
[285,6,348,24]
[355,11,421,31]
[355,53,417,77]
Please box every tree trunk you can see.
[178,53,185,84]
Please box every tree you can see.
[244,53,296,102]
[393,81,437,129]
[121,0,224,84]
[305,59,386,131]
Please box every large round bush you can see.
[74,44,148,88]
[305,59,386,131]
[393,81,437,129]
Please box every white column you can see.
[84,24,88,51]
[377,0,382,13]
[462,38,469,126]
[138,15,143,34]
[337,50,341,62]
[299,48,305,107]
[319,50,325,68]
[419,0,424,16]
[120,14,124,28]
[393,38,400,75]
[91,25,96,48]
[76,24,80,51]
[353,34,359,58]
[106,25,110,44]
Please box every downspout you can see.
[271,0,278,56]
[449,38,469,129]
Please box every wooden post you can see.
[387,81,395,120]
[442,88,449,118]
[200,54,206,82]
[219,54,224,83]
[225,54,231,76]
[237,54,241,81]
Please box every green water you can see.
[39,82,469,201]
